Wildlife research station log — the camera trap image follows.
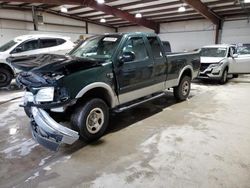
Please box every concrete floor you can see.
[0,76,250,188]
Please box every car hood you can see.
[9,54,105,73]
[200,57,225,64]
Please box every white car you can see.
[198,44,250,84]
[0,34,74,87]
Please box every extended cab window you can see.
[147,37,163,58]
[40,39,58,48]
[122,37,148,62]
[13,40,39,53]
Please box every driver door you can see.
[115,35,155,104]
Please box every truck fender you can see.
[177,65,194,84]
[75,82,119,108]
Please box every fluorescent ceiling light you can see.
[135,13,142,18]
[96,0,105,4]
[178,6,186,12]
[61,6,68,13]
[244,0,250,3]
[100,18,106,23]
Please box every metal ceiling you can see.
[0,0,249,29]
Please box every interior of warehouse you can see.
[0,0,250,188]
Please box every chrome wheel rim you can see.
[182,81,190,96]
[86,108,104,134]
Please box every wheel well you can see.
[0,63,14,76]
[77,87,112,108]
[181,68,192,79]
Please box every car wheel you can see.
[174,75,191,101]
[220,68,228,84]
[0,68,13,87]
[71,98,109,142]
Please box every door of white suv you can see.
[229,46,250,74]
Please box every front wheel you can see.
[174,75,191,101]
[71,98,109,142]
[220,69,228,84]
[0,68,13,87]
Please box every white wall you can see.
[159,20,216,52]
[118,26,154,33]
[118,19,250,52]
[221,20,250,44]
[88,23,115,34]
[0,9,115,44]
[118,20,216,52]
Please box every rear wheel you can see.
[71,98,109,142]
[0,68,13,87]
[220,68,228,84]
[174,75,191,101]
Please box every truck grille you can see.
[200,63,211,72]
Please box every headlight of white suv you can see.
[35,87,54,102]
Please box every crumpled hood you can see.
[200,57,225,64]
[9,53,105,73]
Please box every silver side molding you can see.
[75,82,119,108]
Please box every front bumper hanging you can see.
[30,107,79,151]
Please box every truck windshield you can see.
[71,36,121,60]
[201,47,227,57]
[0,40,17,52]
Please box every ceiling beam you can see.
[183,0,221,25]
[1,0,159,32]
[0,4,115,28]
[75,1,181,18]
[83,0,159,32]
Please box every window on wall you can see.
[122,37,148,62]
[147,37,163,58]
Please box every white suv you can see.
[0,34,74,87]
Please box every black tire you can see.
[0,68,13,87]
[220,68,228,84]
[174,75,191,101]
[233,74,239,78]
[71,98,109,142]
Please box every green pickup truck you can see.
[15,32,200,151]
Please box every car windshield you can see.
[0,40,17,52]
[201,47,227,57]
[71,36,121,60]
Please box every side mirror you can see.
[118,51,135,65]
[233,54,238,58]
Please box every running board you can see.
[114,92,166,113]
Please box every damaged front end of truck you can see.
[14,54,105,151]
